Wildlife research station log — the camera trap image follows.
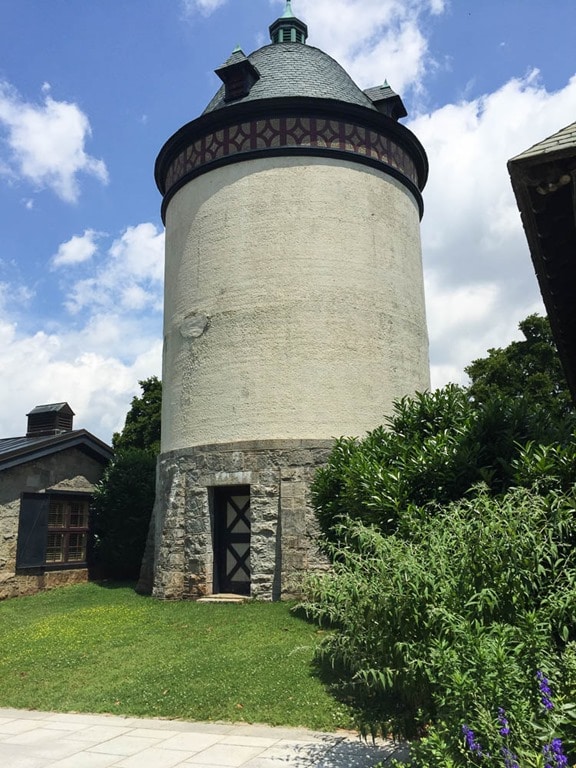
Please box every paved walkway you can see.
[0,709,408,768]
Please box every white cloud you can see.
[108,222,165,284]
[182,0,227,16]
[52,229,102,268]
[0,81,108,203]
[65,223,164,315]
[0,281,34,312]
[414,72,576,389]
[273,0,446,93]
[0,220,165,441]
[0,317,162,441]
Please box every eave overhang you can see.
[0,429,113,472]
[155,96,429,223]
[508,140,576,402]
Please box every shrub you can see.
[301,486,576,763]
[312,386,561,545]
[92,448,156,580]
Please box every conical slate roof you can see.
[156,2,428,221]
[204,42,377,115]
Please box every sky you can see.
[1,0,575,442]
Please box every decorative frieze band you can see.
[164,115,419,193]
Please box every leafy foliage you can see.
[466,314,575,432]
[302,485,576,764]
[112,376,162,454]
[92,449,157,580]
[312,385,562,543]
[93,377,161,579]
[304,346,576,765]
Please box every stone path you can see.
[0,708,408,767]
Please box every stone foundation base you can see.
[138,439,333,601]
[0,568,89,601]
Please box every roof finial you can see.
[269,0,308,44]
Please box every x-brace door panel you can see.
[214,486,251,595]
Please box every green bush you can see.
[312,386,561,545]
[92,449,156,580]
[301,486,576,764]
[513,440,576,496]
[92,378,161,581]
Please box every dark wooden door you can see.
[214,486,251,595]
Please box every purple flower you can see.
[498,707,510,737]
[462,724,483,756]
[543,738,569,767]
[537,670,554,711]
[501,746,520,768]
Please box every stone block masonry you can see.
[0,447,105,601]
[139,439,333,600]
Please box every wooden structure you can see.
[508,122,576,401]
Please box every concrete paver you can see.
[0,708,407,767]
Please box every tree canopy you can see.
[465,314,575,428]
[112,375,162,454]
[93,377,161,580]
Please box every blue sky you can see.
[1,0,575,441]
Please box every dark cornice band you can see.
[156,98,428,222]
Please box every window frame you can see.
[46,494,91,566]
[16,490,92,571]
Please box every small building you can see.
[0,403,113,600]
[508,121,576,401]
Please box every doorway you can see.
[213,486,251,595]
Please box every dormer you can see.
[363,82,407,121]
[215,47,261,103]
[26,403,75,437]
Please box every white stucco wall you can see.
[161,155,429,451]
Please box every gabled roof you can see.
[363,83,407,120]
[0,429,113,472]
[508,121,576,401]
[26,402,75,417]
[510,121,576,163]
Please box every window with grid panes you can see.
[45,496,89,564]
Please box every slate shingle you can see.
[510,120,576,162]
[204,42,376,114]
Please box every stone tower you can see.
[147,2,429,600]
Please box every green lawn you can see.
[0,583,350,730]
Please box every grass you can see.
[0,582,351,730]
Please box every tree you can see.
[112,375,162,454]
[92,377,161,580]
[465,314,575,431]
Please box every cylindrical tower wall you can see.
[161,155,429,452]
